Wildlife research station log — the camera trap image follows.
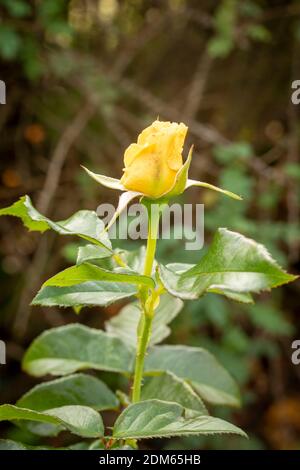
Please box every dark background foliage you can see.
[0,0,299,450]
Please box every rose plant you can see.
[0,121,297,450]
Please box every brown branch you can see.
[37,100,96,214]
[110,72,227,144]
[13,100,97,339]
[286,39,300,262]
[184,51,213,121]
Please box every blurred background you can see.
[0,0,300,450]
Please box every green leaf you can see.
[141,372,207,414]
[77,244,112,264]
[81,166,125,191]
[207,287,254,304]
[105,191,141,232]
[284,162,300,180]
[82,168,147,226]
[247,24,271,43]
[213,142,253,163]
[221,167,253,199]
[208,0,237,58]
[89,440,135,450]
[145,345,240,406]
[185,228,297,290]
[88,440,106,450]
[17,374,118,411]
[0,404,103,438]
[33,246,152,308]
[31,282,137,308]
[86,247,146,272]
[68,441,92,450]
[159,263,253,303]
[0,195,112,251]
[0,439,28,450]
[158,262,200,300]
[117,246,146,272]
[158,228,297,300]
[208,36,233,58]
[3,0,32,18]
[16,374,118,437]
[113,400,246,439]
[42,263,155,289]
[246,304,294,336]
[22,324,134,377]
[105,294,183,347]
[185,179,242,200]
[166,146,193,198]
[0,439,63,450]
[239,1,262,18]
[0,26,21,59]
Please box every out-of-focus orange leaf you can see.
[2,168,22,188]
[264,397,300,449]
[24,124,45,145]
[264,120,284,143]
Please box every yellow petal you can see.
[166,123,187,171]
[121,120,188,198]
[124,143,155,166]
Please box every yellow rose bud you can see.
[120,120,188,198]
